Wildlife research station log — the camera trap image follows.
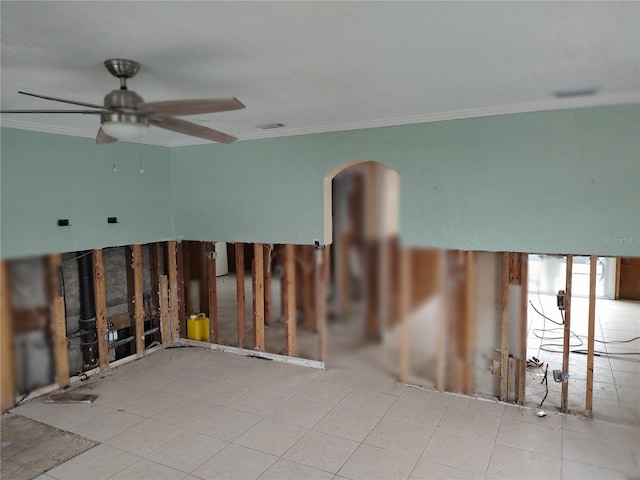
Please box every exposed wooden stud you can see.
[124,246,136,355]
[253,243,265,351]
[198,242,209,317]
[463,251,476,396]
[284,244,296,356]
[167,241,180,343]
[159,275,170,346]
[518,253,528,403]
[93,249,109,370]
[316,246,329,363]
[615,258,621,300]
[509,253,522,284]
[500,252,510,401]
[207,242,218,344]
[1,261,16,412]
[399,248,411,383]
[176,242,187,338]
[132,244,145,358]
[263,244,272,326]
[183,242,193,315]
[586,255,597,415]
[561,255,573,413]
[365,241,381,339]
[236,243,246,348]
[47,254,70,389]
[435,250,446,391]
[305,246,317,330]
[149,243,161,320]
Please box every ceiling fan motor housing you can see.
[103,89,144,110]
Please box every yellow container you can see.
[187,313,210,342]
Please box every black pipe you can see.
[77,251,98,368]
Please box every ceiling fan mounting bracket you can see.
[104,59,140,79]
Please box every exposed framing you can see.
[48,254,70,389]
[93,249,109,370]
[253,243,265,351]
[561,255,573,413]
[284,243,296,356]
[236,243,246,348]
[1,261,16,412]
[586,255,597,415]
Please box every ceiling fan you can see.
[0,59,245,144]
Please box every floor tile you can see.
[409,460,483,480]
[37,403,113,430]
[68,409,145,442]
[487,444,560,479]
[384,397,447,428]
[437,407,501,442]
[109,458,185,480]
[234,418,307,456]
[337,388,397,417]
[120,390,184,417]
[364,418,433,458]
[258,458,333,480]
[269,396,333,428]
[502,404,563,429]
[147,431,227,473]
[192,443,277,480]
[418,429,493,475]
[400,387,452,406]
[105,418,182,456]
[338,443,417,480]
[47,444,139,480]
[313,407,380,442]
[232,387,293,416]
[283,430,359,473]
[298,380,354,406]
[562,429,637,474]
[561,459,630,480]
[192,405,262,442]
[152,398,213,429]
[495,416,561,457]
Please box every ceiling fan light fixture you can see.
[101,112,150,140]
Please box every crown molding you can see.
[3,91,638,148]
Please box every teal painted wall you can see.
[2,104,639,259]
[1,128,173,259]
[172,104,640,256]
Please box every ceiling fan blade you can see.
[138,97,245,117]
[150,116,237,144]
[18,91,108,110]
[96,127,117,145]
[0,109,104,114]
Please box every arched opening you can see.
[323,160,401,368]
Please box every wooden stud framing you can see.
[283,244,296,356]
[47,254,70,389]
[159,275,170,346]
[167,241,180,343]
[435,250,446,391]
[586,255,597,415]
[399,248,411,383]
[236,243,246,348]
[253,243,265,351]
[132,244,145,358]
[183,242,193,315]
[1,261,16,412]
[149,243,161,320]
[263,244,272,326]
[615,258,621,300]
[125,246,136,354]
[176,242,187,338]
[316,246,328,362]
[207,242,218,344]
[561,255,573,413]
[463,251,476,396]
[500,252,510,401]
[303,246,315,330]
[518,254,528,403]
[93,249,109,370]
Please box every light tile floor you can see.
[10,346,640,480]
[525,295,640,424]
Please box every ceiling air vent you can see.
[552,87,600,98]
[256,122,285,130]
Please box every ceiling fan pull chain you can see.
[139,142,144,173]
[112,149,117,172]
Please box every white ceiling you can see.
[1,1,638,146]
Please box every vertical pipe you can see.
[77,251,98,369]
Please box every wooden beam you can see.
[1,261,16,412]
[253,243,265,351]
[615,258,621,300]
[183,242,193,315]
[500,252,510,401]
[159,275,170,346]
[124,246,136,355]
[149,243,161,321]
[132,244,145,358]
[518,253,528,403]
[93,249,109,370]
[176,242,187,338]
[463,251,476,396]
[263,244,272,326]
[435,250,446,391]
[199,242,209,317]
[586,255,597,415]
[561,255,573,413]
[399,248,411,383]
[47,254,70,389]
[283,244,296,356]
[304,246,317,330]
[316,246,328,362]
[236,243,246,348]
[167,241,180,343]
[207,242,218,344]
